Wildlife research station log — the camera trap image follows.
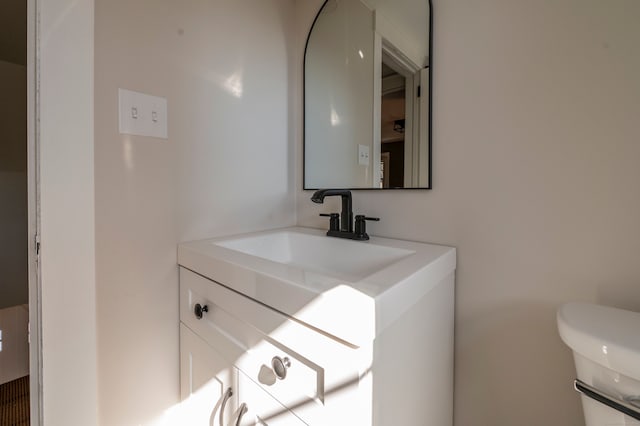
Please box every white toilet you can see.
[558,302,640,425]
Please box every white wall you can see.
[0,60,27,310]
[0,171,27,309]
[94,0,296,424]
[297,0,640,425]
[39,0,97,424]
[0,305,29,385]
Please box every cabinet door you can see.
[180,323,237,426]
[236,371,308,426]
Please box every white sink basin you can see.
[213,230,414,281]
[178,227,455,346]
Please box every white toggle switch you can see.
[118,88,168,139]
[358,144,370,166]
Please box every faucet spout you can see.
[310,189,353,232]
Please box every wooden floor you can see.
[0,376,29,426]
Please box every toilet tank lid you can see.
[557,302,640,381]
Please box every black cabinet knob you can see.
[194,303,209,319]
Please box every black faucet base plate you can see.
[326,230,369,241]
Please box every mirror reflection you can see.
[304,0,431,189]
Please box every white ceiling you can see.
[0,0,26,66]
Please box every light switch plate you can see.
[118,88,168,139]
[358,144,370,166]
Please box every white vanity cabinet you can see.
[178,227,456,425]
[237,371,308,426]
[180,324,236,425]
[180,322,307,426]
[179,268,369,425]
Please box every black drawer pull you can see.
[194,303,209,319]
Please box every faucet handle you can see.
[354,215,380,240]
[320,213,340,232]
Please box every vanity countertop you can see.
[178,227,455,347]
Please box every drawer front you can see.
[181,273,248,364]
[237,371,308,426]
[234,332,324,416]
[180,269,325,416]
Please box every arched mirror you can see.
[304,0,432,189]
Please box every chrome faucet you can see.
[311,189,379,240]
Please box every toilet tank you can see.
[558,302,640,426]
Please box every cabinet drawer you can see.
[234,330,323,417]
[181,269,324,415]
